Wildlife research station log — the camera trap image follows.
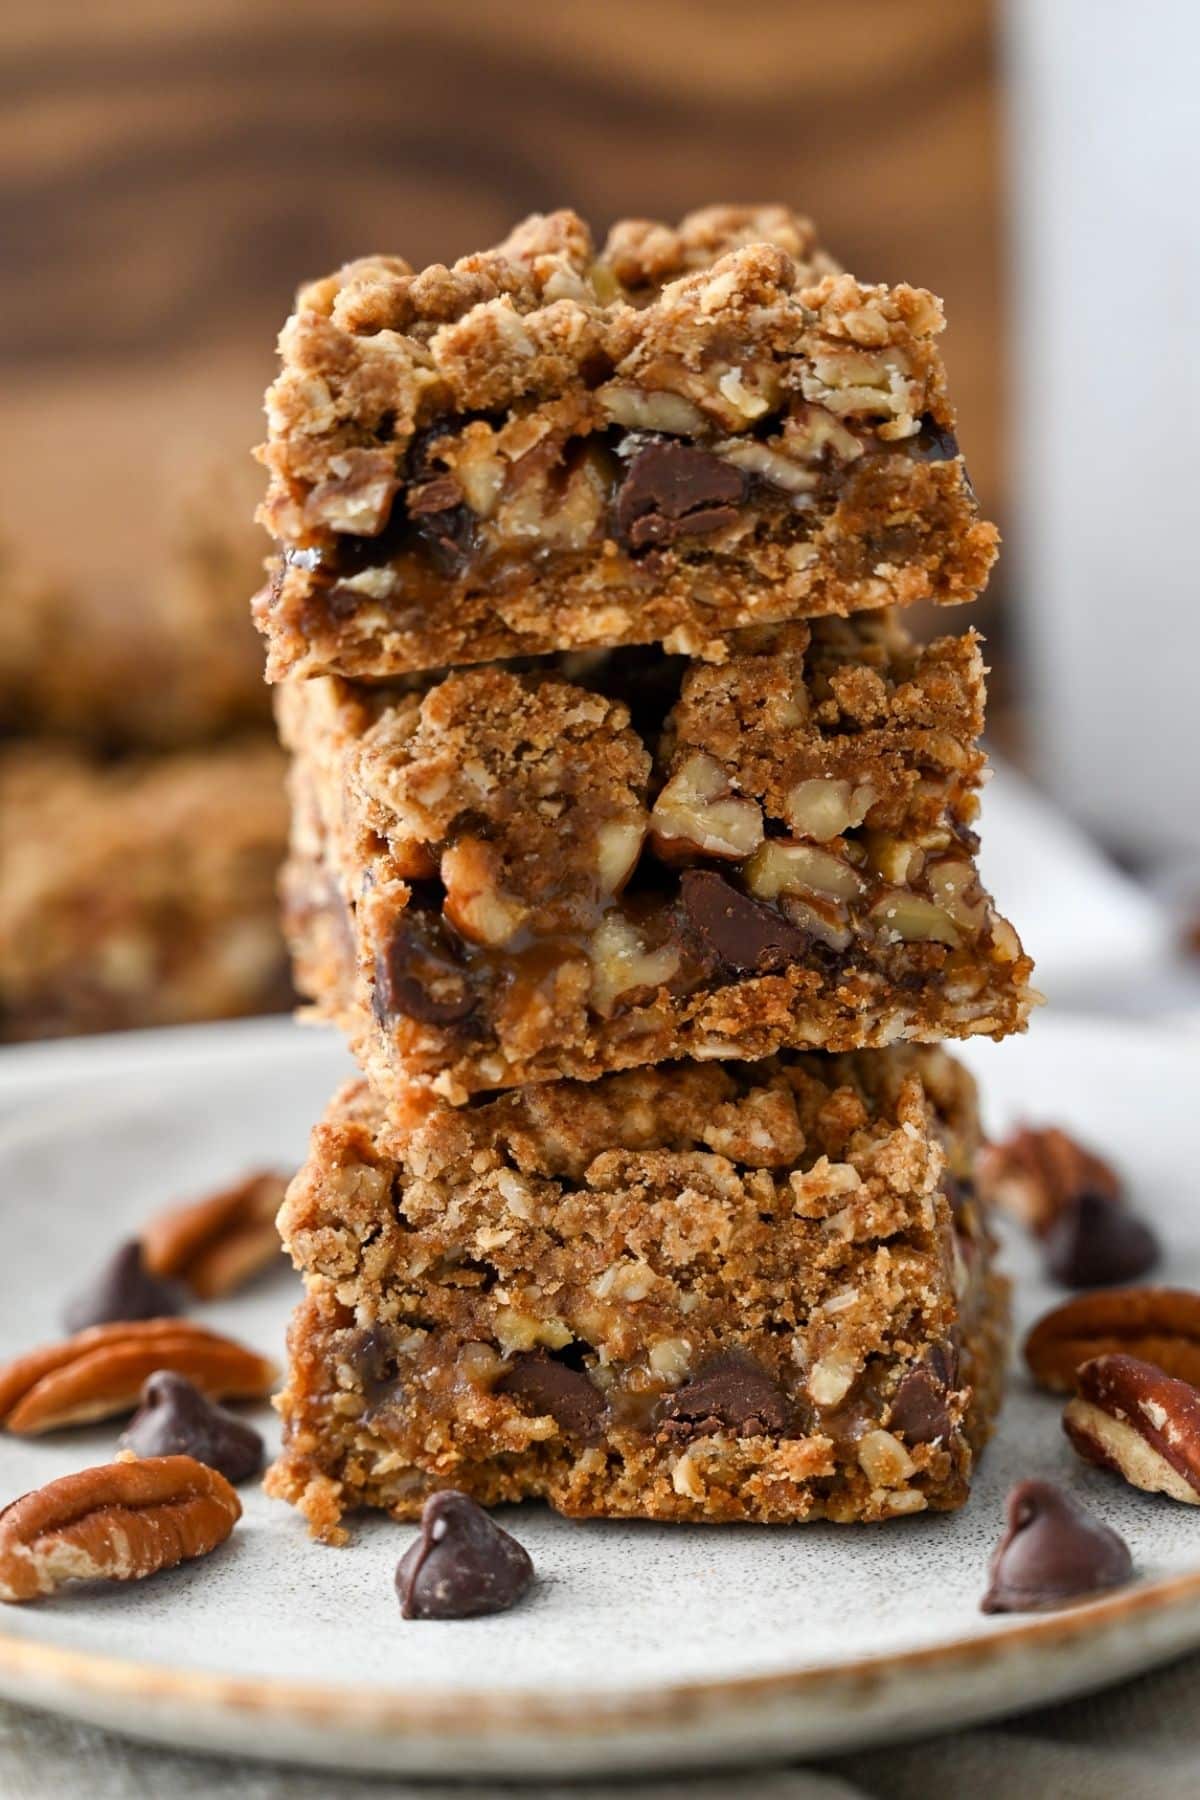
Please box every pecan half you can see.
[1064,1353,1200,1505]
[1025,1287,1200,1394]
[977,1124,1120,1234]
[0,1321,277,1435]
[142,1169,288,1299]
[0,1456,240,1602]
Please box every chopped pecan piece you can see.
[0,1321,277,1435]
[142,1169,289,1299]
[0,1456,240,1602]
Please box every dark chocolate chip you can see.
[661,1352,790,1438]
[341,1324,402,1410]
[118,1371,264,1484]
[1043,1191,1160,1289]
[496,1349,606,1441]
[614,440,747,552]
[942,1172,975,1223]
[396,1491,534,1620]
[888,1366,953,1446]
[405,424,478,575]
[906,415,961,462]
[374,918,476,1026]
[62,1240,184,1334]
[679,868,809,977]
[981,1478,1133,1614]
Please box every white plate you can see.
[0,1015,1199,1779]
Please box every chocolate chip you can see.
[660,1352,790,1438]
[341,1324,402,1410]
[1043,1191,1160,1289]
[396,1491,534,1620]
[614,440,747,552]
[906,415,961,462]
[981,1479,1133,1613]
[496,1350,606,1441]
[406,425,477,575]
[679,868,808,977]
[62,1240,184,1334]
[888,1366,953,1446]
[374,917,476,1026]
[119,1371,264,1484]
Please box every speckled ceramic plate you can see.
[0,1014,1199,1779]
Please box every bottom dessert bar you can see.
[267,1047,1007,1540]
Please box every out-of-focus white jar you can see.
[1006,0,1200,858]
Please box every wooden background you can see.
[1,0,1005,630]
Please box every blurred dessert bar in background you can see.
[0,738,290,1041]
[267,1046,1006,1539]
[277,613,1033,1108]
[254,206,997,683]
[1,471,291,1041]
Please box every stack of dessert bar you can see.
[253,206,1034,1541]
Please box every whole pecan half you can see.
[1064,1353,1200,1505]
[978,1125,1120,1234]
[0,1321,277,1435]
[142,1169,288,1300]
[1025,1287,1200,1393]
[0,1455,240,1601]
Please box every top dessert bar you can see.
[255,205,998,680]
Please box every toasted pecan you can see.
[0,1456,240,1601]
[0,1321,277,1435]
[978,1124,1120,1234]
[1064,1353,1200,1505]
[1025,1287,1200,1393]
[142,1169,288,1299]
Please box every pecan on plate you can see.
[1025,1287,1200,1394]
[0,1455,240,1602]
[0,1320,277,1435]
[1064,1353,1200,1505]
[142,1169,288,1299]
[978,1124,1120,1234]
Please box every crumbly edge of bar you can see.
[0,736,289,1039]
[259,204,946,539]
[265,1049,1004,1537]
[256,451,997,680]
[277,622,1034,1101]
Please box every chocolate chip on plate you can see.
[495,1350,606,1441]
[395,1492,534,1620]
[661,1352,789,1438]
[981,1478,1133,1614]
[679,868,808,977]
[1042,1191,1160,1290]
[62,1240,184,1334]
[119,1371,264,1485]
[614,440,748,553]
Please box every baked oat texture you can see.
[255,205,997,678]
[266,1046,1007,1538]
[278,615,1035,1108]
[0,737,291,1040]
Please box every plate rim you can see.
[0,1564,1199,1744]
[5,1012,1200,1769]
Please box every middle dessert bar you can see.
[280,612,1034,1108]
